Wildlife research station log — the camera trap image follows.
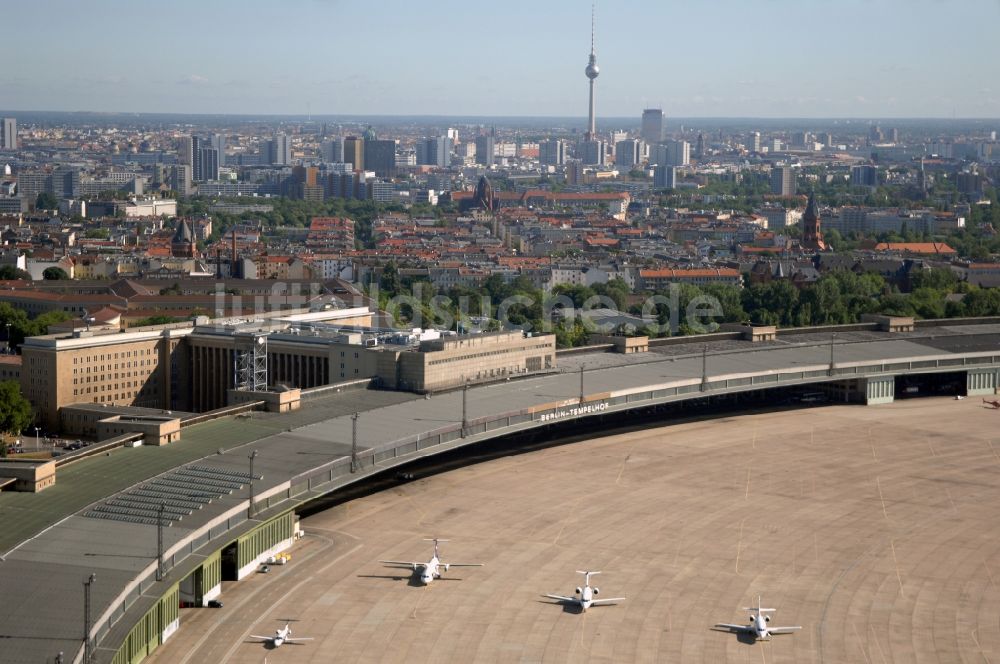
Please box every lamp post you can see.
[828,333,836,376]
[701,345,708,391]
[579,363,585,404]
[34,427,40,453]
[350,412,360,473]
[461,382,469,438]
[247,450,258,519]
[83,574,96,664]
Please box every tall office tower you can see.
[1,118,17,150]
[565,159,585,185]
[792,131,811,147]
[539,139,567,166]
[695,132,705,158]
[664,140,690,166]
[800,192,826,251]
[274,133,291,165]
[615,139,642,168]
[177,136,193,166]
[653,164,677,189]
[446,128,459,146]
[579,139,606,166]
[343,136,364,170]
[822,133,834,148]
[475,134,495,166]
[641,109,665,144]
[210,134,226,166]
[583,5,600,140]
[261,134,291,165]
[850,165,878,187]
[747,132,761,153]
[888,127,899,143]
[770,166,796,196]
[190,136,204,181]
[321,138,344,163]
[170,164,193,197]
[869,125,883,144]
[364,138,397,177]
[417,136,451,167]
[199,147,220,182]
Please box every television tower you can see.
[584,3,600,141]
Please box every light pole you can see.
[701,345,708,391]
[828,333,836,376]
[156,503,166,582]
[34,427,40,453]
[350,412,360,473]
[83,573,96,664]
[461,382,469,437]
[247,450,258,519]
[579,363,585,404]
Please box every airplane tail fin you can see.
[424,537,449,557]
[743,596,775,612]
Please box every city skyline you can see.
[3,0,999,119]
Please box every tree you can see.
[42,267,70,281]
[35,191,59,210]
[0,381,33,438]
[0,265,31,280]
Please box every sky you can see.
[3,0,1000,118]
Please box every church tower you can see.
[801,192,826,252]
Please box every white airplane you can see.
[379,538,483,585]
[714,596,801,640]
[249,623,313,648]
[543,570,626,612]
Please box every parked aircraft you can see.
[249,623,313,648]
[983,398,1000,409]
[543,570,625,612]
[379,538,483,585]
[714,596,801,640]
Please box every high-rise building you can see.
[260,134,291,165]
[177,136,193,166]
[2,118,17,150]
[579,139,606,166]
[539,139,567,166]
[695,133,706,158]
[850,165,878,188]
[475,135,495,166]
[653,165,677,189]
[747,132,761,153]
[364,138,397,177]
[641,109,664,144]
[321,138,344,163]
[584,6,600,140]
[770,166,796,196]
[343,136,364,171]
[190,136,204,181]
[664,140,690,167]
[170,164,192,197]
[801,192,826,251]
[210,134,226,166]
[888,128,899,143]
[199,147,220,182]
[416,136,451,168]
[615,139,642,169]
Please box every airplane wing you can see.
[249,635,273,641]
[285,637,315,642]
[447,563,484,567]
[379,560,420,568]
[543,593,578,603]
[768,626,802,634]
[714,623,751,632]
[591,597,626,606]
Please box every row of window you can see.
[428,345,543,366]
[73,348,154,364]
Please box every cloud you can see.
[178,74,209,85]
